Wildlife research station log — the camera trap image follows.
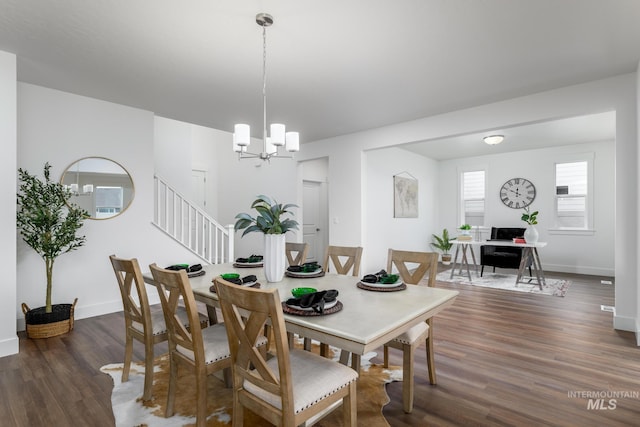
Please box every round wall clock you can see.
[500,178,536,209]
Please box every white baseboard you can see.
[542,263,614,277]
[0,336,19,358]
[613,314,636,333]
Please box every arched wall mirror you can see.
[61,157,134,220]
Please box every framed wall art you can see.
[393,172,418,218]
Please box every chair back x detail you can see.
[110,255,174,401]
[215,277,358,427]
[149,264,234,427]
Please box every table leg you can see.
[532,247,546,289]
[460,245,472,281]
[515,248,529,286]
[450,245,461,279]
[206,305,219,325]
[469,246,478,276]
[515,247,545,290]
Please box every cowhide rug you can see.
[101,344,402,426]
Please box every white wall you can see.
[0,52,18,356]
[438,141,615,276]
[16,84,199,334]
[154,117,193,196]
[155,116,226,219]
[363,147,439,273]
[215,143,301,259]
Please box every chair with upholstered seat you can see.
[480,227,532,276]
[215,277,358,427]
[109,255,209,401]
[383,249,439,413]
[285,242,309,266]
[315,245,364,363]
[150,264,253,427]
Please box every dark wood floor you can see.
[0,270,638,426]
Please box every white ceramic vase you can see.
[524,225,539,244]
[263,233,286,282]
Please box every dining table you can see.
[143,262,459,372]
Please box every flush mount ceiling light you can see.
[483,135,504,145]
[232,13,300,162]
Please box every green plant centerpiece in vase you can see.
[431,228,454,265]
[234,195,299,282]
[17,163,89,338]
[521,206,539,244]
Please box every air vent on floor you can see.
[600,305,615,313]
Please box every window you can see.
[461,170,485,226]
[555,160,589,229]
[95,186,124,219]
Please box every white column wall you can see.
[0,52,18,356]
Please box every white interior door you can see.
[303,181,327,263]
[191,170,206,208]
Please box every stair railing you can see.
[153,175,234,263]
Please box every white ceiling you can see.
[401,111,616,160]
[0,1,637,157]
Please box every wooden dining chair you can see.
[383,249,439,414]
[214,277,358,427]
[323,245,363,276]
[149,263,237,427]
[109,255,208,401]
[314,245,364,363]
[285,242,309,266]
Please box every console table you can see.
[450,240,547,289]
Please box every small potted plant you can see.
[17,163,89,338]
[431,228,454,265]
[234,195,299,282]
[521,206,539,243]
[458,223,473,241]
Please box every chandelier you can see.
[233,13,299,161]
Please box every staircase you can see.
[153,175,234,264]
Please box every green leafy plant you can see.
[431,228,454,255]
[234,195,299,237]
[521,206,539,225]
[459,224,471,230]
[17,163,89,313]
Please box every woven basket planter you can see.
[22,298,78,339]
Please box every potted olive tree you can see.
[17,163,89,338]
[431,228,454,265]
[234,195,299,282]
